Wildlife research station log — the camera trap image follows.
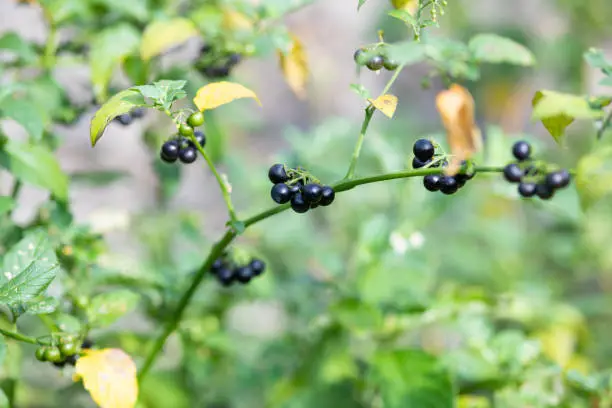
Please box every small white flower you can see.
[389,232,409,255]
[408,231,425,249]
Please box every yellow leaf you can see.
[222,10,252,30]
[140,18,198,61]
[390,0,418,12]
[278,35,309,99]
[537,327,576,368]
[74,348,138,408]
[193,81,261,112]
[368,94,398,118]
[436,84,482,175]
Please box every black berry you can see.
[201,43,213,54]
[302,183,323,204]
[366,55,384,71]
[512,141,531,161]
[81,339,93,349]
[536,183,555,200]
[503,164,524,183]
[204,66,230,78]
[268,164,289,184]
[161,140,180,163]
[65,354,79,366]
[289,183,302,195]
[413,139,435,161]
[249,259,266,276]
[235,266,254,284]
[179,147,197,164]
[193,130,206,147]
[439,176,459,195]
[217,267,235,286]
[187,111,205,128]
[291,193,310,213]
[271,183,292,204]
[211,259,224,274]
[545,170,571,190]
[423,175,441,191]
[412,157,431,169]
[228,54,242,66]
[453,175,467,188]
[319,186,335,206]
[518,182,537,198]
[131,108,145,118]
[116,113,132,126]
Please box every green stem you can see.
[137,165,505,381]
[42,21,57,71]
[0,328,38,345]
[597,110,612,140]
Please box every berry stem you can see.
[137,165,506,381]
[0,327,39,345]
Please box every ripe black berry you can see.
[268,164,289,184]
[201,43,213,54]
[545,170,571,189]
[249,259,266,276]
[179,147,197,164]
[211,259,224,274]
[116,113,132,126]
[187,111,205,128]
[289,184,302,195]
[453,175,467,188]
[291,193,310,213]
[423,175,441,191]
[366,55,384,71]
[518,182,537,198]
[161,140,180,163]
[412,157,431,169]
[204,66,230,78]
[217,267,235,286]
[439,176,459,195]
[302,183,323,204]
[271,183,292,204]
[193,130,206,147]
[512,141,531,161]
[131,108,145,118]
[413,139,435,161]
[536,183,555,200]
[81,339,93,349]
[319,186,335,206]
[65,354,79,366]
[503,164,524,183]
[235,266,254,284]
[228,54,242,66]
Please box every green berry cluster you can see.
[353,48,398,72]
[160,112,206,164]
[35,336,92,369]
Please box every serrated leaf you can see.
[193,81,261,112]
[0,262,59,306]
[0,98,45,141]
[531,91,574,144]
[469,34,535,66]
[278,34,309,99]
[140,18,198,61]
[90,24,141,99]
[87,290,140,327]
[368,94,398,118]
[23,296,58,315]
[0,139,68,200]
[436,84,482,175]
[90,89,146,146]
[575,146,612,210]
[75,348,138,408]
[0,32,37,63]
[350,84,371,100]
[385,41,426,66]
[532,90,602,123]
[0,230,57,287]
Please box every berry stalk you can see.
[0,327,39,345]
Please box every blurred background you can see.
[2,0,612,407]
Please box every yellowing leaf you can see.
[75,348,138,408]
[368,94,398,118]
[140,18,198,61]
[436,84,482,175]
[193,81,261,112]
[222,10,252,30]
[390,0,418,12]
[278,35,309,99]
[537,327,576,368]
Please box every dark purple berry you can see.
[518,182,537,198]
[160,140,179,163]
[249,259,265,276]
[217,268,235,286]
[268,164,289,184]
[178,147,197,164]
[235,266,254,284]
[512,141,531,161]
[412,157,431,169]
[439,176,459,195]
[413,139,435,161]
[228,54,242,66]
[115,113,132,126]
[289,184,302,195]
[503,164,524,183]
[81,339,93,349]
[453,174,467,188]
[204,66,230,78]
[291,193,309,213]
[366,55,384,71]
[131,108,145,118]
[423,175,441,191]
[536,183,555,200]
[310,202,319,209]
[302,183,323,204]
[319,186,335,206]
[193,130,206,147]
[271,183,292,204]
[211,259,224,274]
[545,170,571,189]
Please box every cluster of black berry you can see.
[411,139,475,195]
[210,257,266,287]
[353,48,399,72]
[114,108,145,126]
[268,164,336,214]
[160,112,206,164]
[35,337,93,369]
[196,43,242,79]
[503,141,571,200]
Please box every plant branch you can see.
[0,327,39,345]
[137,165,505,381]
[597,110,612,140]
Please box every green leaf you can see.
[600,76,612,87]
[0,388,8,408]
[23,296,58,315]
[350,84,371,100]
[584,48,612,72]
[386,41,427,66]
[54,313,82,333]
[90,89,146,146]
[38,0,91,24]
[357,0,367,10]
[388,9,417,26]
[0,98,46,141]
[0,336,5,366]
[228,220,246,235]
[0,230,57,287]
[87,289,140,327]
[70,170,129,186]
[140,18,198,61]
[330,298,382,332]
[90,24,141,99]
[575,146,612,210]
[369,349,454,408]
[0,139,69,200]
[424,38,480,80]
[531,91,574,144]
[0,32,37,63]
[0,261,59,307]
[96,0,149,21]
[132,80,187,111]
[468,34,535,66]
[0,197,14,217]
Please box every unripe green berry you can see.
[60,342,79,357]
[35,346,47,362]
[44,347,62,363]
[187,111,205,128]
[353,49,369,66]
[178,123,194,137]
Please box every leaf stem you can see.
[0,327,39,345]
[137,165,505,381]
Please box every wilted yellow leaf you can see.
[278,35,309,99]
[140,18,198,61]
[74,348,138,408]
[193,81,261,112]
[222,9,252,30]
[368,94,398,118]
[390,0,418,12]
[436,84,482,175]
